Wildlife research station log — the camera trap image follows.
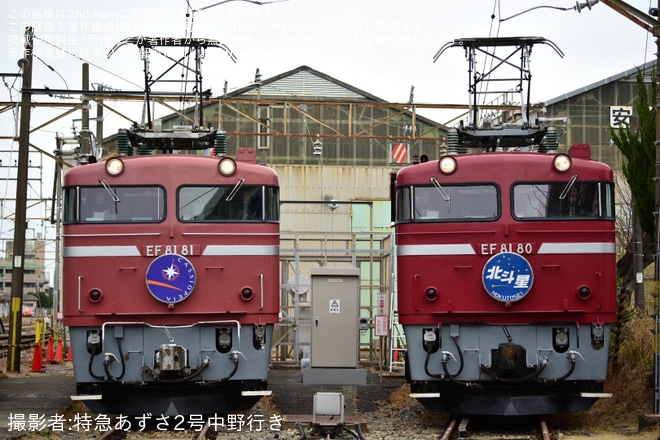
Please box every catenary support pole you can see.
[7,27,34,373]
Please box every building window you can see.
[258,105,271,150]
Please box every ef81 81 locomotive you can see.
[62,130,279,417]
[394,37,617,416]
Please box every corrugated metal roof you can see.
[227,65,382,101]
[545,60,655,106]
[224,65,444,128]
[242,70,367,99]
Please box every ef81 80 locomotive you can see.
[63,130,279,417]
[394,37,617,416]
[395,148,616,415]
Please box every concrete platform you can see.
[0,365,75,440]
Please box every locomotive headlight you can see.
[105,157,124,176]
[552,327,570,353]
[240,287,254,301]
[576,284,592,300]
[218,157,237,176]
[424,286,439,301]
[438,155,457,175]
[552,153,572,173]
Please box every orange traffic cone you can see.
[55,338,63,363]
[46,335,55,364]
[66,344,73,362]
[31,340,44,372]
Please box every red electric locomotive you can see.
[62,129,280,417]
[393,37,617,415]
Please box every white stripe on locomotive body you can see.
[397,244,476,256]
[537,242,616,254]
[63,245,279,257]
[64,246,141,257]
[397,242,615,256]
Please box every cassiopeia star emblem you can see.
[162,263,179,280]
[146,254,197,304]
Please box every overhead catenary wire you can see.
[479,1,581,124]
[33,35,143,90]
[179,0,290,124]
[33,54,74,100]
[0,31,121,290]
[181,0,197,125]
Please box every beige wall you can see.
[273,164,393,233]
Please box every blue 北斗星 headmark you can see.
[482,252,534,302]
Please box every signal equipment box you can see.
[310,267,360,368]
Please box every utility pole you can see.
[80,63,91,160]
[633,199,645,308]
[96,84,104,154]
[7,26,34,373]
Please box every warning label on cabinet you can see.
[329,299,340,314]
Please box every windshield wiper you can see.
[98,178,120,202]
[558,174,578,200]
[429,177,451,201]
[225,178,245,202]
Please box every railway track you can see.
[0,365,626,439]
[0,333,37,358]
[439,416,553,440]
[95,418,277,440]
[50,415,556,440]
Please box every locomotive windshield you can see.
[397,184,499,222]
[64,186,165,223]
[513,181,614,219]
[396,180,614,222]
[178,185,279,222]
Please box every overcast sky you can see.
[1,1,655,107]
[0,0,655,275]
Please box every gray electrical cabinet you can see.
[310,267,360,368]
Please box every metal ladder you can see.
[389,311,406,372]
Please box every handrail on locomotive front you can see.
[99,320,243,350]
